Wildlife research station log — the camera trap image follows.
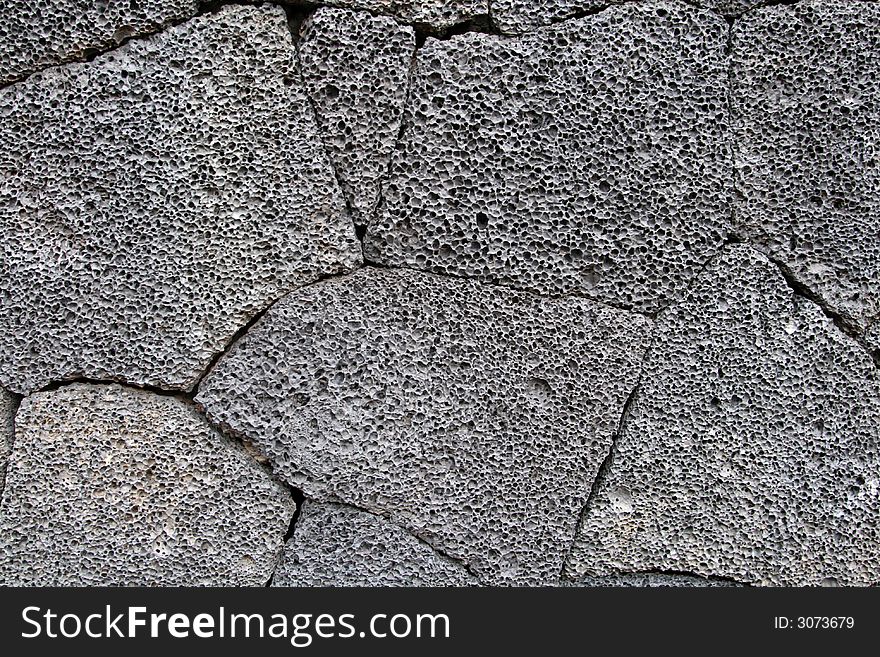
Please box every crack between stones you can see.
[192,267,362,396]
[191,303,277,395]
[319,496,483,582]
[282,5,366,261]
[368,38,420,253]
[577,568,749,586]
[0,0,258,92]
[265,485,305,586]
[558,331,656,581]
[744,243,880,369]
[362,259,653,318]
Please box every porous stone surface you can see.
[0,0,199,84]
[572,573,741,587]
[566,246,880,587]
[368,0,731,313]
[299,8,415,227]
[272,501,476,586]
[491,1,759,34]
[732,0,880,347]
[0,5,360,395]
[0,384,295,586]
[0,387,14,496]
[197,267,652,585]
[322,1,488,30]
[867,322,880,353]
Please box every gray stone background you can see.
[0,0,877,587]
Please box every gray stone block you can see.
[491,1,759,34]
[367,0,730,313]
[0,387,14,497]
[732,0,880,346]
[571,573,741,587]
[0,5,361,395]
[299,8,415,226]
[0,383,294,586]
[0,0,199,84]
[197,267,652,585]
[566,245,880,586]
[320,1,488,30]
[272,501,476,586]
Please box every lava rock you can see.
[197,267,652,585]
[732,0,880,347]
[0,5,360,395]
[299,8,415,226]
[367,0,730,313]
[0,0,199,84]
[272,501,476,586]
[0,383,294,586]
[566,245,880,586]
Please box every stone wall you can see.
[0,0,877,586]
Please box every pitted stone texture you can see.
[368,1,730,313]
[0,5,361,395]
[321,1,487,30]
[0,388,14,496]
[197,268,652,585]
[566,246,880,587]
[299,8,415,227]
[572,573,740,587]
[0,384,294,586]
[733,0,880,347]
[0,0,198,84]
[491,1,758,35]
[867,322,880,353]
[273,502,476,586]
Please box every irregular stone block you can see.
[0,388,14,496]
[0,384,294,586]
[566,246,880,586]
[572,573,741,587]
[299,8,415,226]
[367,0,730,313]
[733,0,880,345]
[197,267,652,585]
[273,501,476,586]
[0,5,361,395]
[321,1,488,30]
[491,1,757,34]
[0,0,199,84]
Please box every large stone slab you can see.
[491,1,758,34]
[367,0,730,313]
[0,384,294,586]
[197,267,652,585]
[273,501,476,586]
[0,5,361,395]
[566,246,880,586]
[0,388,14,497]
[0,0,198,84]
[299,8,415,227]
[732,0,880,346]
[321,1,488,30]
